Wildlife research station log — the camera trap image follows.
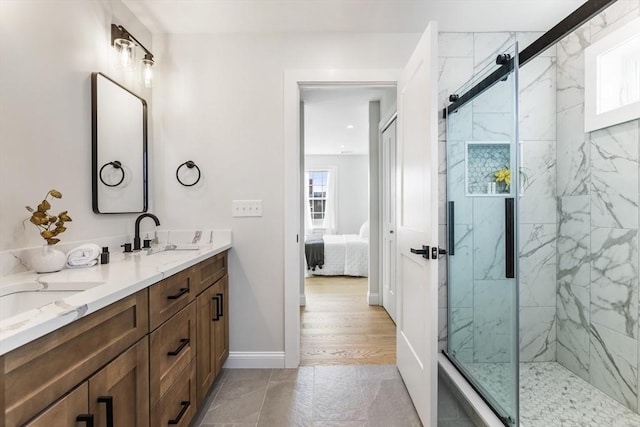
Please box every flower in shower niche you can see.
[494,167,511,185]
[493,167,511,193]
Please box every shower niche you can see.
[464,141,512,196]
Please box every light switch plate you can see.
[232,200,263,217]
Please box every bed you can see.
[305,233,369,277]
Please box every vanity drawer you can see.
[2,290,148,427]
[149,268,195,331]
[149,302,197,405]
[195,251,227,294]
[151,360,197,427]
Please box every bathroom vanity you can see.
[0,233,231,427]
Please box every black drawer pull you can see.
[168,401,190,425]
[76,414,94,427]
[97,396,114,427]
[167,338,190,356]
[212,295,220,321]
[167,287,189,300]
[217,292,224,317]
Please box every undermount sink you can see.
[0,281,104,322]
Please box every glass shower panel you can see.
[446,43,520,426]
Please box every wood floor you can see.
[300,275,396,366]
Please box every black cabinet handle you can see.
[505,198,515,279]
[168,401,191,425]
[448,201,455,256]
[97,396,114,427]
[76,414,94,427]
[212,295,220,321]
[167,287,189,300]
[167,338,190,356]
[216,292,224,317]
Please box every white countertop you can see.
[0,231,232,356]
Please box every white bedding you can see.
[307,234,368,277]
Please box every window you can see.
[585,16,640,131]
[308,171,328,227]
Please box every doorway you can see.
[299,85,397,365]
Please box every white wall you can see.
[153,32,420,352]
[305,154,369,235]
[0,0,153,252]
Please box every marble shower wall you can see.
[555,0,640,413]
[438,32,558,364]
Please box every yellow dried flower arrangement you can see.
[494,168,511,185]
[25,189,72,245]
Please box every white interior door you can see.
[395,21,438,426]
[382,119,397,322]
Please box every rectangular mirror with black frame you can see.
[91,72,148,214]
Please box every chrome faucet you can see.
[134,213,160,251]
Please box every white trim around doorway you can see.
[283,69,401,368]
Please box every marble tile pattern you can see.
[555,1,640,414]
[590,228,638,338]
[519,140,557,225]
[590,122,639,229]
[556,196,591,380]
[195,366,422,427]
[520,362,640,427]
[473,279,515,363]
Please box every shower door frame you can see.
[444,42,521,426]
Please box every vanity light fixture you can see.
[111,24,155,88]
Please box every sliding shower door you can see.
[445,43,520,426]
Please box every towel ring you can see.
[99,160,125,187]
[176,160,201,187]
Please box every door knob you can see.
[410,245,429,259]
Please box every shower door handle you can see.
[448,201,455,256]
[505,198,515,279]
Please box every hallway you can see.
[301,276,396,365]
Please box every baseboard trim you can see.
[223,351,286,369]
[368,292,380,305]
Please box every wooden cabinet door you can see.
[213,275,229,373]
[196,275,229,404]
[196,284,216,403]
[88,338,149,427]
[24,383,88,427]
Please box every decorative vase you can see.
[31,244,66,273]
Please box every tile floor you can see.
[520,362,640,427]
[454,361,640,426]
[193,365,423,427]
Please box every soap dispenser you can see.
[100,246,110,264]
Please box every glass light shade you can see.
[114,38,135,69]
[142,58,154,88]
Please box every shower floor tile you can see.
[460,361,640,426]
[520,362,640,427]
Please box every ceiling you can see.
[122,0,586,34]
[302,86,395,156]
